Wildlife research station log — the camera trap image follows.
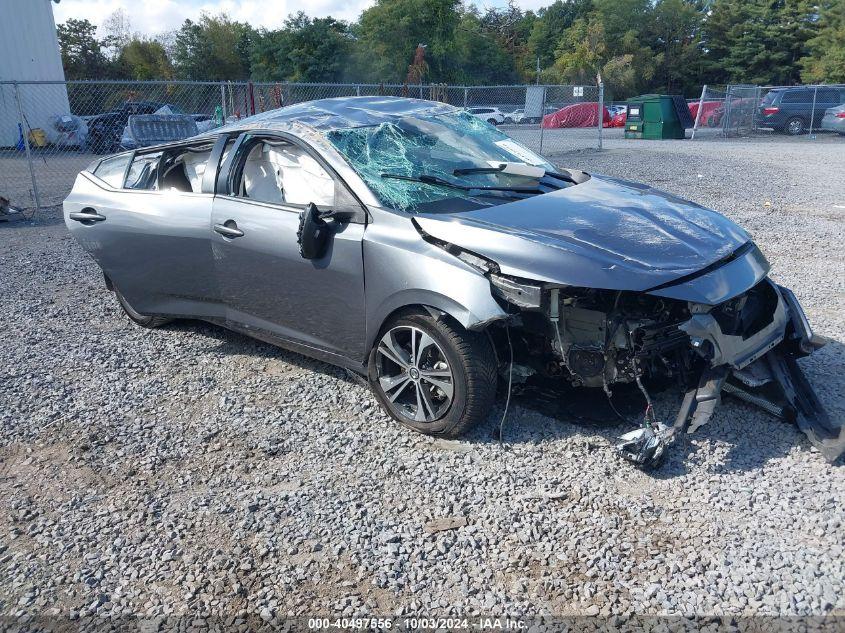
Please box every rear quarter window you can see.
[92,154,131,188]
[816,89,841,103]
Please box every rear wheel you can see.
[785,116,806,135]
[368,313,496,438]
[114,287,172,328]
[487,118,499,126]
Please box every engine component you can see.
[616,427,665,467]
[568,346,605,377]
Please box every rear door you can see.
[210,131,367,361]
[65,136,228,317]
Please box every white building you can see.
[0,0,70,147]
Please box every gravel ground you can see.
[1,136,843,623]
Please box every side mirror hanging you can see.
[297,202,330,260]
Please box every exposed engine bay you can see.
[483,271,841,468]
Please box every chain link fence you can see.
[690,83,845,139]
[0,80,607,213]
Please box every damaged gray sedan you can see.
[63,97,842,467]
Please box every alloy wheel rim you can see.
[375,326,454,423]
[789,120,803,134]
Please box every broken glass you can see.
[326,112,554,211]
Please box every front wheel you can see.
[368,313,496,438]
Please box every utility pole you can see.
[536,57,541,85]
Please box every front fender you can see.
[363,213,507,354]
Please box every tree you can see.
[116,39,174,80]
[450,8,520,85]
[173,13,256,80]
[57,19,111,80]
[703,0,818,86]
[547,7,655,98]
[649,0,704,94]
[801,0,845,82]
[102,9,134,59]
[351,0,462,83]
[252,13,352,82]
[527,0,593,73]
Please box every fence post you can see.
[356,84,361,97]
[808,85,818,138]
[538,86,547,155]
[691,84,707,140]
[220,81,227,121]
[597,82,604,150]
[463,87,468,108]
[13,82,41,216]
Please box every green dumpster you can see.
[624,94,693,140]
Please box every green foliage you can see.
[801,0,845,83]
[528,0,593,71]
[55,0,839,100]
[172,13,256,80]
[57,19,111,80]
[649,0,704,95]
[352,0,462,83]
[116,39,173,80]
[703,0,818,86]
[252,13,352,82]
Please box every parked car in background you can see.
[607,105,627,118]
[820,104,845,135]
[63,96,840,468]
[87,101,212,153]
[87,101,170,153]
[758,87,845,135]
[503,108,524,124]
[467,107,505,125]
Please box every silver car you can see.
[821,104,845,135]
[63,97,842,467]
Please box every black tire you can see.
[487,118,499,126]
[114,287,172,328]
[785,116,806,135]
[368,312,496,438]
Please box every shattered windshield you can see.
[326,112,556,211]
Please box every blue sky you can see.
[52,0,545,35]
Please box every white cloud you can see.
[53,0,374,37]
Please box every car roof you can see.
[219,96,459,133]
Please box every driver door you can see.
[211,132,367,362]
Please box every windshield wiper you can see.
[454,165,579,186]
[380,172,544,195]
[452,163,578,189]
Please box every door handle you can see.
[214,222,244,238]
[69,210,106,223]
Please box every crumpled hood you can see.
[414,174,751,292]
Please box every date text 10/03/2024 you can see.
[307,617,527,630]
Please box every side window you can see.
[124,152,163,190]
[160,144,215,193]
[782,91,810,104]
[816,89,839,103]
[236,139,335,207]
[92,154,131,188]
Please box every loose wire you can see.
[497,325,514,445]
